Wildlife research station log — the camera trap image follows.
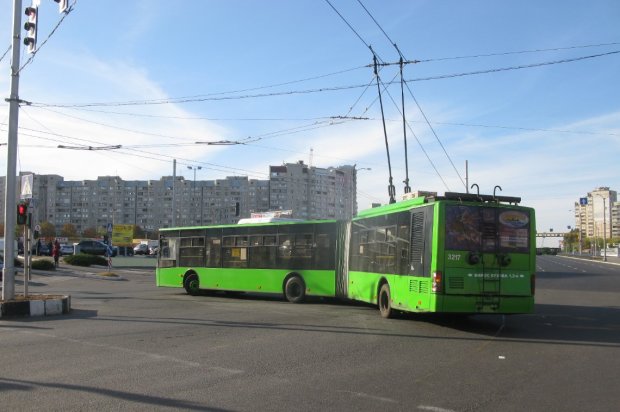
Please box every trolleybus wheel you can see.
[184,273,200,296]
[378,283,393,318]
[284,275,306,303]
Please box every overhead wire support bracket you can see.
[57,144,122,150]
[194,140,243,145]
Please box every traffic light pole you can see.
[2,0,24,301]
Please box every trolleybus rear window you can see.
[445,205,530,253]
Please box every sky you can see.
[1,0,619,246]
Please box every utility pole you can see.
[2,0,24,301]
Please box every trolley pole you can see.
[2,0,24,301]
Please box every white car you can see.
[60,244,74,256]
[133,244,149,255]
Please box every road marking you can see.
[337,390,398,404]
[6,328,242,375]
[418,405,457,412]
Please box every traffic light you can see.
[17,202,28,225]
[54,0,69,13]
[235,202,240,217]
[23,5,38,54]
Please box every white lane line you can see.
[418,405,457,412]
[7,328,242,375]
[337,390,398,404]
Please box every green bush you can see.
[32,259,55,270]
[64,253,108,267]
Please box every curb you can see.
[32,268,125,281]
[0,295,71,318]
[559,255,620,267]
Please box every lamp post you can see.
[594,195,608,262]
[187,166,202,225]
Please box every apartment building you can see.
[574,187,617,239]
[1,162,356,235]
[269,161,356,220]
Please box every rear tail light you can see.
[432,271,443,293]
[531,273,536,296]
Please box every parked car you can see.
[38,243,51,256]
[115,246,134,257]
[60,244,74,256]
[133,244,149,255]
[77,240,116,256]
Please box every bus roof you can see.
[159,218,337,232]
[355,196,428,219]
[355,191,527,220]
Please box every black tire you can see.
[183,273,200,296]
[284,275,306,303]
[378,283,393,318]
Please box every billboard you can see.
[112,224,134,246]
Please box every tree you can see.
[563,229,580,252]
[61,223,78,238]
[40,221,56,239]
[82,227,98,238]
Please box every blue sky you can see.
[1,1,619,245]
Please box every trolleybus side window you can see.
[223,235,248,268]
[178,236,205,267]
[159,237,177,268]
[206,236,221,267]
[249,234,277,268]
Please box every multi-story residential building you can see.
[269,161,355,220]
[574,187,617,239]
[1,162,356,236]
[612,203,620,239]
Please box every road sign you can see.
[21,174,34,199]
[106,223,113,233]
[580,197,588,206]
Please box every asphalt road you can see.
[1,256,618,411]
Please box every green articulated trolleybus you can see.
[156,191,536,318]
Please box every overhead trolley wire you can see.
[28,50,619,109]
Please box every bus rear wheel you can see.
[184,273,200,296]
[378,283,393,318]
[284,275,306,303]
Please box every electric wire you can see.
[357,0,451,191]
[416,41,620,63]
[0,45,11,64]
[376,77,451,191]
[324,0,375,56]
[28,50,619,109]
[17,108,268,178]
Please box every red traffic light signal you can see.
[17,202,28,225]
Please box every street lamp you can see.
[187,166,202,225]
[594,195,608,262]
